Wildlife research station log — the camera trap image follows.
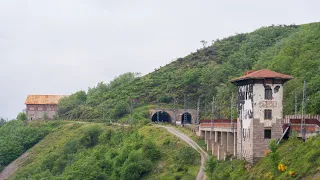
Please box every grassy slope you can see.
[0,120,66,172]
[209,135,320,180]
[10,122,200,180]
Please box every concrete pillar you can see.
[217,145,220,160]
[205,131,210,144]
[204,131,207,143]
[234,132,237,156]
[218,145,227,161]
[221,132,227,146]
[211,142,215,156]
[200,130,205,139]
[227,132,229,153]
[227,132,234,155]
[207,139,213,151]
[215,131,218,143]
[212,142,218,156]
[209,131,213,140]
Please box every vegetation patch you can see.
[205,135,320,179]
[0,120,65,172]
[10,123,200,180]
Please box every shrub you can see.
[142,141,161,161]
[63,139,82,154]
[80,126,103,148]
[205,156,217,180]
[173,146,198,165]
[113,101,130,118]
[269,140,279,172]
[99,129,114,144]
[121,151,152,180]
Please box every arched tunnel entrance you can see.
[151,111,172,123]
[181,112,192,124]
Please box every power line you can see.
[301,81,307,140]
[183,93,187,125]
[157,99,160,124]
[130,100,133,123]
[294,91,298,116]
[173,97,177,126]
[211,96,214,131]
[196,97,200,125]
[231,92,234,132]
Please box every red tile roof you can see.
[230,69,293,82]
[25,95,68,105]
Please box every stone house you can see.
[230,69,293,163]
[25,95,67,120]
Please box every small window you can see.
[239,91,245,100]
[274,85,280,93]
[264,109,272,119]
[265,86,272,100]
[264,129,271,139]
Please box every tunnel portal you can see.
[181,112,192,124]
[151,111,172,123]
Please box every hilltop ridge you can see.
[58,22,320,121]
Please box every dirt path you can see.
[158,126,208,180]
[0,152,29,180]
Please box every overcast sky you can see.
[0,0,319,119]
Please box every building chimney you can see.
[244,70,255,75]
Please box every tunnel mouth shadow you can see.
[151,111,172,123]
[181,112,192,124]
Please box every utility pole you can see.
[183,93,187,125]
[301,81,307,140]
[295,91,298,117]
[204,102,207,117]
[173,97,177,126]
[211,96,214,131]
[103,107,105,121]
[157,99,160,124]
[130,100,133,123]
[231,92,234,132]
[240,107,243,159]
[196,97,200,125]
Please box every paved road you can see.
[158,126,208,180]
[0,152,29,180]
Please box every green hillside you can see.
[57,22,320,121]
[205,135,320,180]
[9,121,200,180]
[0,120,62,172]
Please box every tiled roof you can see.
[230,69,293,82]
[25,95,68,105]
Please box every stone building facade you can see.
[231,69,293,163]
[25,95,67,120]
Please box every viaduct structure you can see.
[198,69,293,163]
[149,108,197,125]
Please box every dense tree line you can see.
[58,22,320,120]
[0,120,59,172]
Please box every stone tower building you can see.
[230,69,293,163]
